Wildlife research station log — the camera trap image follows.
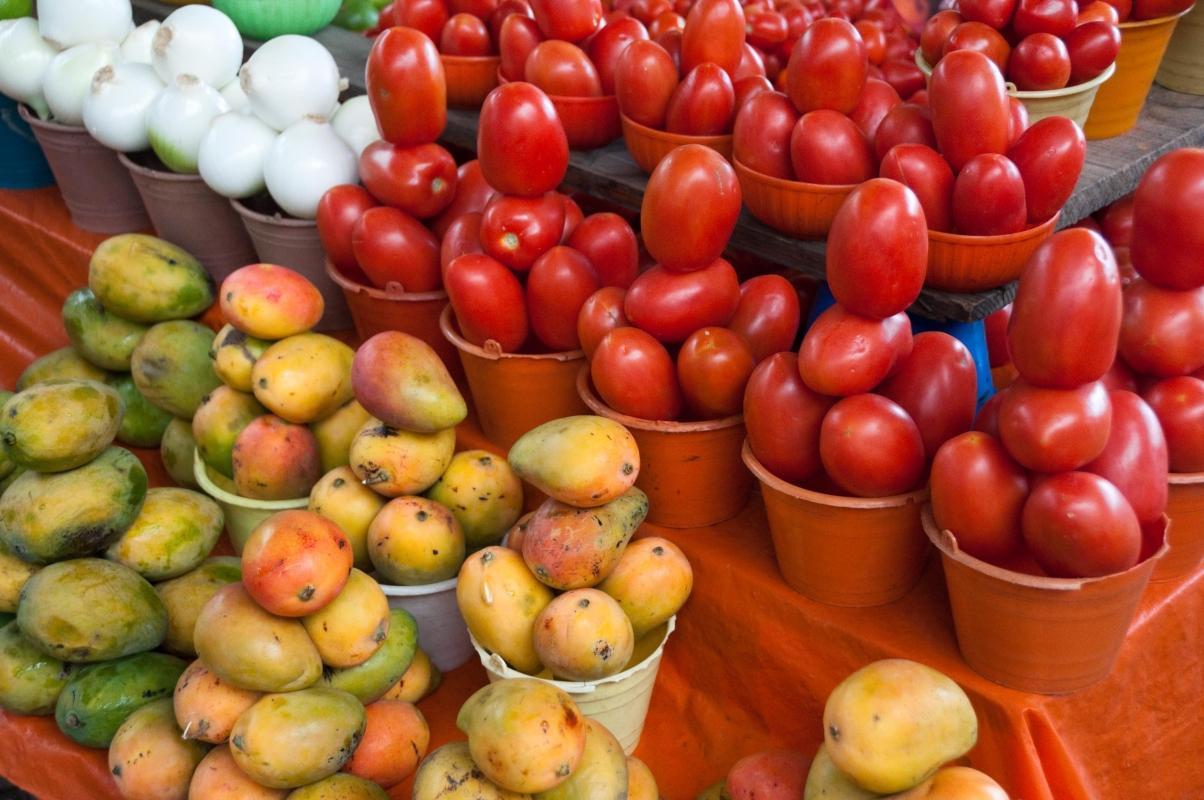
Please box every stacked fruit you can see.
[368,0,524,53]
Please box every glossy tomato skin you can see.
[744,353,833,485]
[1143,376,1204,471]
[1132,0,1193,19]
[848,78,902,142]
[1008,228,1123,387]
[1065,20,1121,84]
[664,63,737,135]
[316,185,378,271]
[524,40,603,96]
[750,10,791,49]
[985,304,1012,367]
[440,211,484,272]
[931,431,1029,562]
[444,253,529,351]
[1130,148,1204,291]
[624,259,741,343]
[577,286,628,358]
[359,141,459,220]
[1118,280,1204,377]
[351,206,441,292]
[677,327,756,418]
[728,275,801,361]
[733,75,774,111]
[499,13,543,82]
[527,246,600,351]
[614,39,679,128]
[960,0,1018,29]
[786,18,869,115]
[1098,192,1134,246]
[477,82,568,197]
[367,26,447,146]
[490,1,532,44]
[879,143,955,232]
[929,49,1010,172]
[952,153,1028,235]
[798,306,912,396]
[648,10,684,37]
[529,0,602,42]
[1007,32,1071,90]
[855,19,888,64]
[1100,357,1139,392]
[588,16,649,94]
[1084,390,1168,522]
[480,192,565,271]
[396,0,450,42]
[431,160,497,239]
[974,391,1005,436]
[681,0,746,76]
[943,21,1011,73]
[920,9,964,65]
[1078,1,1121,24]
[878,59,926,100]
[998,379,1113,472]
[879,332,978,456]
[566,212,639,288]
[1007,116,1085,224]
[1007,96,1030,147]
[559,193,583,240]
[450,0,499,18]
[873,103,936,162]
[641,144,741,272]
[790,110,876,185]
[441,13,493,55]
[733,91,799,179]
[819,394,926,497]
[827,178,928,318]
[590,327,684,419]
[732,42,767,82]
[1014,0,1079,36]
[1021,471,1141,578]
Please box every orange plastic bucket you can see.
[620,113,733,174]
[440,305,587,451]
[441,54,500,107]
[578,370,753,529]
[924,506,1166,694]
[925,213,1058,292]
[552,94,622,150]
[733,157,855,241]
[1151,472,1204,582]
[744,443,930,606]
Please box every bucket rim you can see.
[733,155,859,194]
[578,366,745,433]
[325,257,448,302]
[620,111,733,147]
[118,151,206,184]
[376,575,458,596]
[1119,5,1195,28]
[742,440,929,509]
[1168,470,1204,485]
[192,450,310,511]
[439,304,585,362]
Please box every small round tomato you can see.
[1021,471,1141,578]
[351,206,441,292]
[1064,20,1121,84]
[959,0,1019,30]
[529,0,603,42]
[798,306,912,396]
[677,327,756,418]
[524,40,603,97]
[728,275,801,361]
[848,78,901,142]
[431,160,498,239]
[878,58,927,100]
[879,143,955,233]
[641,145,741,273]
[477,82,568,197]
[366,26,446,146]
[445,253,529,352]
[567,212,639,288]
[920,9,963,65]
[733,91,798,179]
[998,379,1113,472]
[591,327,684,419]
[480,192,565,271]
[1143,376,1204,472]
[316,184,378,271]
[820,394,926,497]
[664,62,737,135]
[952,153,1027,236]
[1013,0,1078,37]
[1007,32,1071,90]
[931,431,1029,563]
[1006,116,1086,225]
[1131,148,1204,291]
[396,0,450,41]
[942,21,1011,73]
[499,13,543,82]
[577,286,628,358]
[358,141,459,220]
[1084,390,1168,523]
[587,16,649,94]
[790,110,875,185]
[929,49,1010,172]
[1118,280,1204,377]
[614,39,680,128]
[873,103,936,162]
[681,0,746,75]
[440,211,484,272]
[624,259,741,343]
[527,246,600,351]
[441,12,493,56]
[786,18,868,114]
[744,352,834,485]
[878,332,978,456]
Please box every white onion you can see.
[37,0,132,49]
[240,35,341,132]
[152,5,242,89]
[43,41,123,126]
[219,76,250,114]
[82,61,164,152]
[264,117,357,219]
[120,21,160,65]
[331,95,381,158]
[0,18,59,119]
[198,111,277,199]
[146,74,230,174]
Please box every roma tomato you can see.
[450,0,499,17]
[440,211,484,272]
[444,253,529,351]
[1084,390,1168,522]
[959,0,1018,30]
[953,153,1027,235]
[654,26,684,68]
[744,352,833,485]
[790,110,876,185]
[1008,96,1030,147]
[396,0,450,41]
[728,275,801,361]
[477,82,568,197]
[577,286,628,358]
[1021,471,1141,578]
[930,431,1029,562]
[366,26,447,146]
[316,184,378,271]
[1118,280,1204,377]
[878,59,927,100]
[681,0,746,76]
[1008,228,1123,387]
[441,13,493,55]
[998,379,1113,472]
[1065,21,1121,84]
[819,394,926,497]
[664,62,736,135]
[527,246,600,351]
[1132,0,1193,18]
[677,327,757,418]
[431,160,497,238]
[641,144,741,272]
[1007,116,1084,224]
[873,103,937,162]
[1007,32,1071,90]
[732,42,767,82]
[358,141,458,220]
[1131,148,1204,291]
[648,10,685,37]
[560,193,583,240]
[1013,0,1078,36]
[855,19,888,64]
[879,143,955,232]
[614,39,679,128]
[734,75,774,110]
[920,9,963,65]
[733,91,798,179]
[1078,0,1121,24]
[524,40,603,96]
[1100,356,1139,393]
[1143,376,1204,471]
[879,332,978,456]
[567,212,639,288]
[499,13,543,82]
[943,21,1011,73]
[786,18,868,115]
[1097,192,1134,247]
[480,192,565,271]
[624,259,741,342]
[490,1,532,44]
[848,78,902,142]
[587,16,649,94]
[974,391,1005,436]
[351,206,441,292]
[827,178,928,318]
[985,304,1012,367]
[929,49,1010,172]
[529,0,602,42]
[798,306,912,396]
[749,10,791,49]
[591,327,684,419]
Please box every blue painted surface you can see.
[0,97,54,190]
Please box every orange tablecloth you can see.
[0,186,1201,800]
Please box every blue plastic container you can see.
[0,97,54,189]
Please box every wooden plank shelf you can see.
[132,0,1204,320]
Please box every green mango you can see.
[16,347,109,390]
[0,620,75,716]
[0,540,37,613]
[320,608,417,704]
[88,234,214,323]
[192,385,266,479]
[131,321,222,419]
[105,487,224,581]
[107,374,174,449]
[160,417,199,489]
[62,287,149,371]
[154,556,241,658]
[286,773,389,799]
[0,390,13,482]
[54,651,187,748]
[0,380,122,472]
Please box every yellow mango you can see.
[695,781,727,800]
[0,380,122,472]
[534,718,627,800]
[192,385,266,479]
[287,773,389,798]
[626,757,659,800]
[319,608,417,705]
[456,547,553,674]
[220,264,325,340]
[211,324,272,393]
[302,568,390,668]
[308,466,382,571]
[412,741,531,800]
[160,417,199,489]
[252,333,355,424]
[155,557,242,658]
[312,400,373,474]
[804,745,883,800]
[533,589,634,681]
[16,347,109,390]
[174,659,261,744]
[351,330,466,434]
[105,487,224,581]
[349,421,455,498]
[0,542,37,613]
[508,416,639,508]
[89,233,213,323]
[107,698,209,800]
[426,450,523,549]
[892,767,1008,800]
[380,647,441,703]
[189,746,288,799]
[521,489,648,591]
[368,497,465,585]
[597,537,692,639]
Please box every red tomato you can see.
[920,9,963,65]
[489,0,533,45]
[1097,192,1134,247]
[477,82,568,197]
[848,78,901,142]
[820,394,926,497]
[525,40,603,97]
[1132,0,1193,18]
[441,13,493,55]
[952,153,1027,235]
[1007,32,1071,90]
[728,275,801,362]
[396,0,450,40]
[873,103,936,162]
[733,91,799,179]
[959,0,1019,29]
[749,10,791,49]
[1131,148,1204,291]
[567,212,639,288]
[1008,229,1123,387]
[479,192,565,271]
[1143,376,1204,471]
[827,178,928,318]
[879,332,978,456]
[985,303,1012,367]
[449,0,497,17]
[855,19,887,64]
[878,58,926,100]
[1007,96,1030,147]
[1100,356,1139,392]
[358,141,458,220]
[974,391,1005,436]
[786,18,868,115]
[614,39,680,128]
[591,327,684,419]
[351,206,441,292]
[587,16,649,94]
[1004,118,1082,225]
[743,353,833,485]
[559,194,583,241]
[943,21,1011,73]
[1064,20,1121,84]
[445,253,528,351]
[664,62,737,134]
[677,327,756,418]
[733,75,775,110]
[499,13,543,82]
[931,431,1029,562]
[641,145,741,273]
[366,27,446,148]
[316,185,377,272]
[526,246,600,351]
[1021,471,1141,577]
[1118,279,1204,377]
[790,110,876,185]
[648,10,684,38]
[1078,0,1120,24]
[879,143,955,233]
[798,306,912,395]
[577,286,628,358]
[624,259,741,342]
[998,379,1113,471]
[1013,0,1078,35]
[681,0,746,75]
[929,50,1010,172]
[1083,390,1168,522]
[529,0,602,41]
[440,211,484,272]
[732,42,768,82]
[431,160,497,239]
[655,27,683,69]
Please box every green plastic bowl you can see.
[193,450,307,553]
[212,0,342,39]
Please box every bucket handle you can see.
[480,339,505,360]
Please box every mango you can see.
[522,489,648,591]
[412,741,532,800]
[230,687,366,789]
[892,767,1008,799]
[132,320,223,419]
[457,546,553,675]
[287,774,389,799]
[349,421,455,498]
[381,647,441,703]
[804,745,883,800]
[533,589,634,681]
[16,346,109,390]
[368,496,465,585]
[18,558,166,662]
[221,264,325,339]
[727,750,810,800]
[426,450,523,549]
[597,537,692,639]
[343,700,430,789]
[696,781,728,800]
[193,385,267,478]
[0,541,37,613]
[0,466,23,496]
[105,487,224,580]
[0,380,122,472]
[161,417,200,488]
[0,391,13,483]
[108,698,209,800]
[89,233,214,323]
[627,758,658,800]
[55,651,187,748]
[302,568,390,668]
[351,331,466,433]
[233,415,323,500]
[457,678,587,794]
[155,556,242,657]
[62,287,148,370]
[0,620,75,715]
[320,608,418,704]
[251,333,356,424]
[309,466,383,571]
[505,512,534,553]
[823,660,978,794]
[242,510,354,617]
[174,659,261,744]
[107,374,173,448]
[312,400,373,473]
[211,323,272,393]
[508,417,639,508]
[535,718,627,800]
[193,583,322,693]
[0,446,147,563]
[190,746,289,799]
